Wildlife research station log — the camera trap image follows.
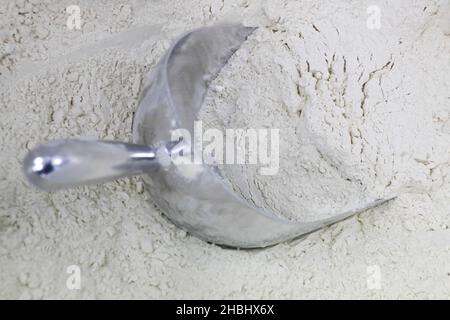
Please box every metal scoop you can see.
[23,24,390,248]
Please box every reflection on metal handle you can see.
[23,139,158,191]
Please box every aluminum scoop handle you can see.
[23,139,160,191]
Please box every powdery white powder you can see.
[200,1,450,222]
[1,0,450,299]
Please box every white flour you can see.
[1,0,450,299]
[200,1,450,222]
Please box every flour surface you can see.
[0,0,450,299]
[200,3,450,222]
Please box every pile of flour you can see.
[200,2,450,222]
[1,0,450,299]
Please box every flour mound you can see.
[201,11,450,222]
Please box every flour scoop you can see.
[23,24,389,248]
